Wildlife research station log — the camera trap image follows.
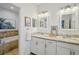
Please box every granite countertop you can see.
[32,33,79,45]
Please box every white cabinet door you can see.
[74,50,79,55]
[31,37,45,55]
[24,40,31,55]
[31,37,37,54]
[69,44,79,55]
[36,38,45,55]
[46,40,56,55]
[70,50,79,55]
[57,46,70,55]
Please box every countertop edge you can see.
[32,35,79,45]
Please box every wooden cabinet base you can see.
[4,48,18,55]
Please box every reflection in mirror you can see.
[39,11,48,29]
[40,17,47,28]
[61,14,75,29]
[32,18,36,27]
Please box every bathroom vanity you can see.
[31,33,79,55]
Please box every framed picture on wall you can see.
[25,16,31,27]
[0,18,16,29]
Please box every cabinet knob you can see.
[36,42,38,45]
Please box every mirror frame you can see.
[59,11,79,30]
[38,15,48,29]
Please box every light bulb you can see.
[72,6,79,12]
[10,6,14,10]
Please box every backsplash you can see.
[58,29,79,35]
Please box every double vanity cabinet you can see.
[31,36,79,55]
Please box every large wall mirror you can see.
[38,11,48,29]
[59,7,79,30]
[39,16,48,28]
[60,13,79,30]
[61,14,75,29]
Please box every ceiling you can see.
[0,3,20,13]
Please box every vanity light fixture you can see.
[64,5,71,13]
[72,4,79,12]
[60,4,79,14]
[60,8,65,14]
[38,13,44,17]
[10,6,14,10]
[44,12,48,16]
[72,6,79,12]
[38,11,48,17]
[65,5,71,9]
[65,8,71,13]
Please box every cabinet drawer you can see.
[31,37,45,55]
[57,41,79,50]
[46,40,56,55]
[70,44,79,50]
[57,46,70,55]
[3,36,18,43]
[32,37,45,43]
[46,40,56,45]
[57,41,71,48]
